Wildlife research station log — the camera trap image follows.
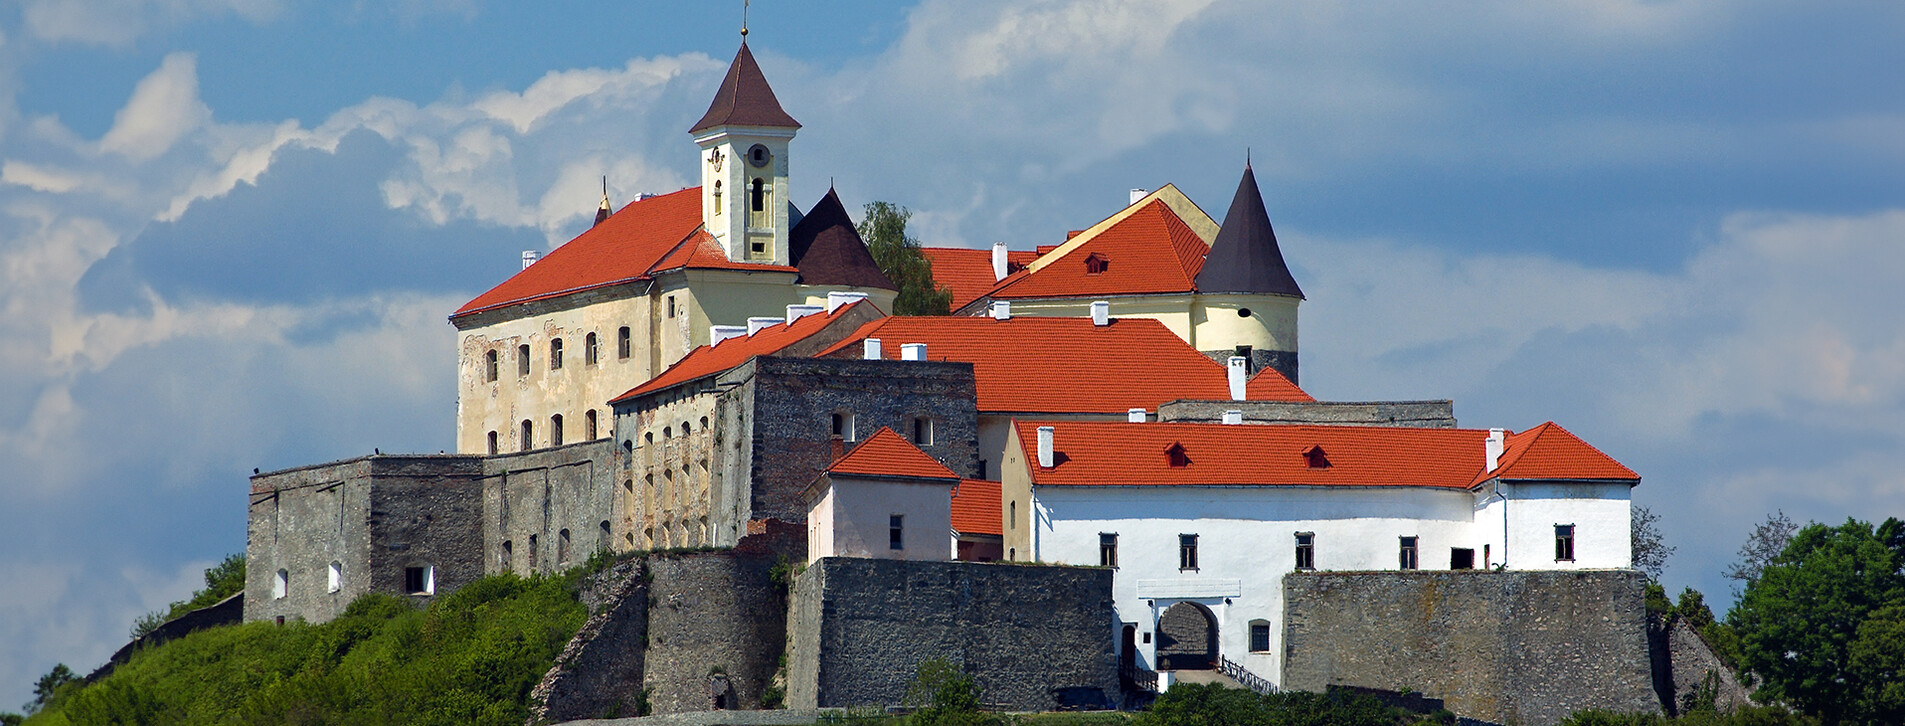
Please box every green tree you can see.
[905,658,990,726]
[859,201,953,316]
[131,553,246,638]
[1727,517,1905,724]
[1846,603,1905,724]
[25,663,76,714]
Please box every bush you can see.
[1132,683,1408,726]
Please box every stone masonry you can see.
[1156,399,1456,428]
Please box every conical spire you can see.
[789,188,897,291]
[690,42,800,134]
[1193,164,1303,298]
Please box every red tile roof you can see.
[984,200,1209,300]
[1482,421,1640,484]
[919,247,1039,310]
[1246,367,1308,401]
[950,479,1002,536]
[813,316,1312,414]
[828,428,959,480]
[1014,420,1637,489]
[452,187,795,319]
[609,300,869,403]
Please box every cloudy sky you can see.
[2,0,1902,706]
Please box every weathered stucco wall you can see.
[788,558,1118,712]
[1281,570,1659,726]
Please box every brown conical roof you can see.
[790,189,896,290]
[690,42,800,133]
[1193,164,1303,298]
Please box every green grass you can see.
[25,572,587,726]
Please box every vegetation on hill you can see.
[17,572,587,726]
[860,201,953,316]
[130,553,246,639]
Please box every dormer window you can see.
[1085,252,1109,275]
[1303,445,1331,469]
[1165,442,1190,468]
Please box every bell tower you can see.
[692,42,800,265]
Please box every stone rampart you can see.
[788,558,1117,712]
[1157,399,1456,428]
[1281,570,1658,726]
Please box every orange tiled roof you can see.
[609,301,868,403]
[920,247,1040,310]
[828,428,959,480]
[984,200,1208,300]
[1246,367,1308,401]
[1481,421,1640,484]
[452,188,795,318]
[950,479,1002,536]
[813,316,1313,414]
[1014,420,1637,489]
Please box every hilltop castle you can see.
[244,41,1661,724]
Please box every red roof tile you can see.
[1481,422,1640,484]
[1016,420,1489,488]
[813,316,1312,414]
[828,428,959,480]
[950,479,1002,536]
[452,188,796,319]
[985,201,1208,300]
[1246,367,1307,401]
[920,247,1039,310]
[609,300,869,403]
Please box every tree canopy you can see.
[858,201,952,316]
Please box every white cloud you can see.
[21,0,284,46]
[99,53,212,162]
[1,161,86,193]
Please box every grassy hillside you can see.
[23,573,587,726]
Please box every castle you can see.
[244,40,1659,723]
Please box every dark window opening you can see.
[1100,533,1118,568]
[1085,252,1109,275]
[517,344,531,376]
[1179,534,1199,571]
[912,417,933,445]
[618,327,631,359]
[666,296,676,318]
[520,420,533,451]
[550,415,564,447]
[1166,442,1190,468]
[550,338,563,369]
[585,333,598,365]
[1250,621,1271,652]
[404,566,432,595]
[484,350,498,382]
[751,178,766,212]
[528,534,539,569]
[1237,308,1252,318]
[1451,548,1475,570]
[586,410,599,440]
[557,529,571,565]
[1399,536,1419,570]
[889,515,904,551]
[1295,532,1315,570]
[501,541,513,570]
[487,431,498,455]
[1555,524,1576,561]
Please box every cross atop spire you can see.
[690,42,799,134]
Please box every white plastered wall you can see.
[809,475,953,562]
[1474,480,1633,571]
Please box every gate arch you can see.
[1155,601,1218,670]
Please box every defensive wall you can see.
[787,558,1119,712]
[1281,569,1660,726]
[1156,399,1457,428]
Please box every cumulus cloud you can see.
[99,53,212,162]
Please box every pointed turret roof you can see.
[690,43,800,133]
[1193,164,1303,298]
[789,188,897,290]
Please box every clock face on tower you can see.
[747,144,771,168]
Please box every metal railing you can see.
[1218,656,1278,695]
[1121,662,1159,693]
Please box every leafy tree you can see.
[0,712,22,726]
[1632,505,1674,581]
[130,553,246,638]
[859,201,953,316]
[906,658,990,726]
[25,663,76,714]
[1724,511,1798,593]
[1727,517,1905,725]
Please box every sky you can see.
[2,0,1902,709]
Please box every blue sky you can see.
[2,0,1903,708]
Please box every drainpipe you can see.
[1496,480,1510,569]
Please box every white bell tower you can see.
[691,42,800,265]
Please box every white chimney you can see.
[709,325,748,345]
[1036,426,1055,468]
[1227,356,1249,401]
[991,300,1011,321]
[1090,300,1110,326]
[521,250,539,269]
[1223,410,1244,425]
[901,343,927,361]
[991,241,1009,281]
[1128,408,1147,423]
[1129,188,1149,206]
[826,291,867,313]
[863,338,883,360]
[785,304,823,323]
[1486,428,1506,473]
[746,317,783,335]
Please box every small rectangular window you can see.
[518,344,531,376]
[1250,622,1271,652]
[889,515,904,551]
[912,417,933,445]
[618,327,632,359]
[666,296,676,318]
[327,562,342,593]
[485,350,498,382]
[832,412,855,441]
[1399,536,1419,570]
[1555,524,1576,561]
[1179,534,1199,571]
[404,566,434,595]
[1451,548,1475,570]
[585,332,598,365]
[586,410,598,440]
[1100,533,1118,568]
[1295,532,1315,570]
[550,338,564,370]
[487,431,498,455]
[550,415,564,446]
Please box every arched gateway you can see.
[1155,601,1218,670]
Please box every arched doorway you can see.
[1155,602,1217,670]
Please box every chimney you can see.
[1129,188,1149,206]
[1486,429,1506,473]
[709,325,748,345]
[1223,410,1243,425]
[1090,300,1110,326]
[991,300,1011,321]
[991,241,1009,281]
[826,291,867,313]
[1036,426,1055,468]
[785,304,823,323]
[901,343,927,361]
[830,436,845,462]
[1128,408,1146,423]
[863,338,882,360]
[746,317,783,335]
[1227,356,1249,401]
[521,250,539,270]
